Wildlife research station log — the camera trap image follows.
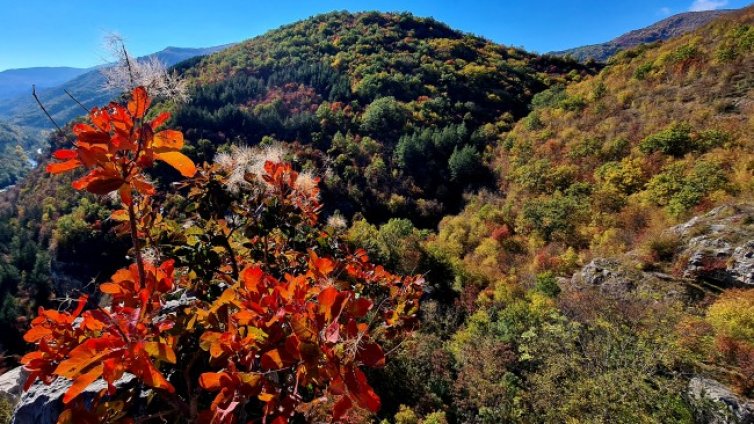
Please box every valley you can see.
[0,4,753,423]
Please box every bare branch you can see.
[32,85,62,133]
[63,89,89,113]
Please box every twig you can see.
[63,89,89,112]
[122,43,135,87]
[31,85,62,132]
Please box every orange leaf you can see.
[153,130,184,151]
[128,87,150,119]
[110,210,129,222]
[102,357,125,394]
[55,342,112,378]
[319,287,339,312]
[199,372,224,391]
[23,326,52,343]
[132,179,155,196]
[63,364,103,404]
[144,342,177,364]
[260,349,284,370]
[132,355,174,393]
[119,184,133,206]
[242,267,264,292]
[155,151,196,178]
[46,159,82,174]
[149,112,171,129]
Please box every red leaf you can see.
[242,266,264,292]
[52,149,77,160]
[128,86,150,119]
[46,159,82,174]
[260,349,284,370]
[333,396,352,421]
[149,112,171,129]
[358,342,385,367]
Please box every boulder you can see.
[571,258,685,300]
[0,367,26,404]
[688,376,754,424]
[11,374,135,424]
[670,204,754,287]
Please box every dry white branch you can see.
[101,34,189,102]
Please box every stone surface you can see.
[0,367,26,404]
[11,373,135,424]
[570,257,685,300]
[688,376,754,424]
[670,204,754,287]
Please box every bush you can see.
[646,160,729,216]
[639,122,693,157]
[534,271,561,298]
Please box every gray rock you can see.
[670,204,754,287]
[0,367,27,404]
[11,373,135,424]
[571,258,685,300]
[688,376,754,424]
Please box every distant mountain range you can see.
[0,67,89,102]
[552,9,732,62]
[0,44,232,131]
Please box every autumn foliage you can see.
[22,87,422,423]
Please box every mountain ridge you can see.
[0,44,233,131]
[0,67,89,102]
[552,9,733,62]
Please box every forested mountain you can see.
[553,9,732,62]
[1,7,754,423]
[430,6,754,421]
[0,67,88,102]
[172,11,595,225]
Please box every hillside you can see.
[426,5,754,420]
[0,67,88,102]
[2,7,754,423]
[0,44,231,130]
[0,120,38,188]
[553,9,732,62]
[171,11,594,226]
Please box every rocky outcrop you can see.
[0,367,26,405]
[570,257,685,300]
[11,373,135,424]
[688,376,754,424]
[670,204,754,287]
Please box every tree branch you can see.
[32,85,62,133]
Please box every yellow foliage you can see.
[708,289,754,342]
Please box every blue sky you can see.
[0,0,751,71]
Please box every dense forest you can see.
[1,7,754,423]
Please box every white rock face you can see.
[671,204,754,286]
[688,376,754,424]
[10,373,135,424]
[0,367,27,404]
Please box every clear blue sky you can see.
[0,0,751,71]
